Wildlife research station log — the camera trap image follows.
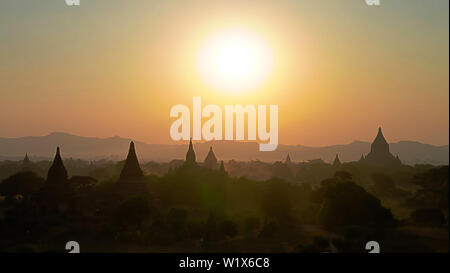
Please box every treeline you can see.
[0,164,448,252]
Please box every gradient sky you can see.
[0,0,448,146]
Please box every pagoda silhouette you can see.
[21,153,33,171]
[284,154,292,165]
[47,147,68,184]
[219,160,226,173]
[23,153,31,165]
[361,127,401,167]
[37,146,72,213]
[118,141,144,183]
[204,146,218,169]
[332,154,341,167]
[113,141,148,197]
[185,138,197,166]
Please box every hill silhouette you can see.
[0,132,448,165]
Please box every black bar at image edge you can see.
[0,253,448,272]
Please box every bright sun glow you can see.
[197,28,273,93]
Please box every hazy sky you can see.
[0,0,448,146]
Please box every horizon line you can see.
[0,131,448,148]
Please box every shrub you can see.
[411,208,446,227]
[316,181,395,229]
[219,220,238,238]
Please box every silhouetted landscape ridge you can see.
[0,132,448,165]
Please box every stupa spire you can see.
[23,153,30,164]
[285,153,292,165]
[363,127,401,167]
[219,160,226,173]
[119,141,144,182]
[371,127,389,154]
[185,138,196,165]
[359,154,365,161]
[204,146,218,169]
[47,146,68,184]
[332,154,341,167]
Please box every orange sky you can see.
[0,0,448,146]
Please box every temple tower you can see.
[370,127,390,155]
[119,141,144,182]
[285,154,292,165]
[204,146,218,169]
[185,138,196,165]
[47,147,68,184]
[21,153,32,171]
[362,127,401,167]
[23,153,31,164]
[332,154,341,167]
[219,160,226,173]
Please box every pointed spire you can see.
[332,154,341,167]
[21,153,32,171]
[365,127,400,166]
[23,153,30,164]
[359,154,365,161]
[374,127,388,145]
[371,126,389,154]
[119,141,143,182]
[219,160,226,173]
[185,138,196,165]
[285,153,292,165]
[204,146,218,169]
[47,146,68,184]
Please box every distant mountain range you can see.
[0,132,448,165]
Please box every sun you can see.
[197,28,273,93]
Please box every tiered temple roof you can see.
[361,127,401,167]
